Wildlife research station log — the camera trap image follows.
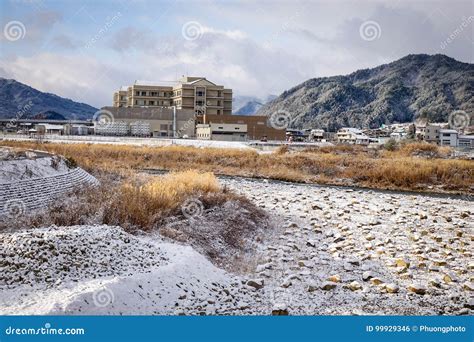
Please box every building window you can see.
[149,101,155,105]
[141,91,147,96]
[136,91,140,96]
[196,91,204,96]
[151,92,158,96]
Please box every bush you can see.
[383,138,399,151]
[64,156,77,169]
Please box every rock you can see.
[464,298,474,310]
[463,282,474,291]
[281,279,292,288]
[347,281,362,291]
[271,303,289,315]
[442,273,458,283]
[321,282,337,290]
[432,260,447,267]
[298,260,311,268]
[408,284,426,295]
[394,258,410,268]
[365,234,375,241]
[385,283,399,293]
[327,274,341,283]
[362,271,374,281]
[246,279,264,290]
[346,259,360,266]
[428,279,442,288]
[306,240,316,247]
[307,283,318,292]
[370,278,384,285]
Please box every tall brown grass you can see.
[2,171,224,231]
[1,140,472,193]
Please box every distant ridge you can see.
[258,54,474,130]
[0,78,98,120]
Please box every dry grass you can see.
[1,140,473,194]
[1,171,224,231]
[0,169,269,269]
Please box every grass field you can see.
[1,140,472,194]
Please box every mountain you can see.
[258,54,474,131]
[233,95,277,115]
[32,110,67,120]
[0,78,98,120]
[235,100,264,115]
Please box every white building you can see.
[196,123,247,141]
[337,128,370,145]
[309,129,325,142]
[35,124,64,135]
[458,135,474,149]
[390,131,407,141]
[439,129,458,147]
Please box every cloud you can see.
[0,53,122,107]
[51,34,81,49]
[0,0,472,109]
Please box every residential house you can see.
[336,128,370,145]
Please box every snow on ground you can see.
[0,177,472,316]
[0,152,70,184]
[0,225,257,315]
[1,134,253,150]
[222,178,473,315]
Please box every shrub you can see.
[64,156,77,169]
[383,138,399,151]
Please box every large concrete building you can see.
[111,76,287,141]
[113,76,232,116]
[98,107,195,137]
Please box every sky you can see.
[0,0,472,108]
